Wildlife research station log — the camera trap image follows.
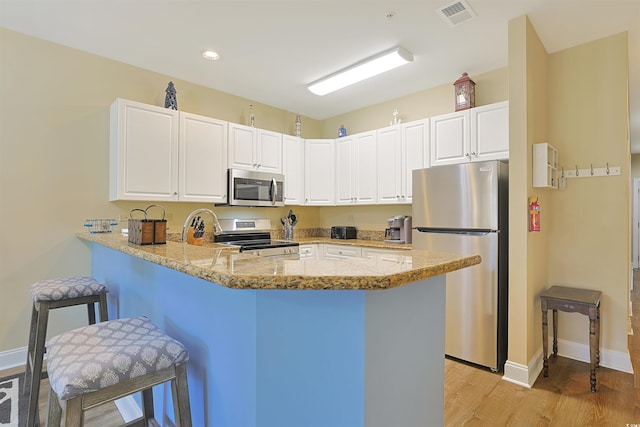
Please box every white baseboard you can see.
[554,338,634,374]
[503,348,543,388]
[502,339,634,388]
[0,346,27,371]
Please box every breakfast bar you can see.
[77,232,480,427]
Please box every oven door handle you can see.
[270,177,277,205]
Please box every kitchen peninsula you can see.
[78,232,480,427]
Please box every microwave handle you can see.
[271,177,277,205]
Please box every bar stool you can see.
[24,276,108,426]
[45,316,192,427]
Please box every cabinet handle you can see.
[471,152,477,157]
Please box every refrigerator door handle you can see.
[414,227,496,236]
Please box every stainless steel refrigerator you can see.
[412,161,508,371]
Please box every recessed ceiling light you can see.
[201,50,221,61]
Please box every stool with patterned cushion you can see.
[45,316,192,426]
[24,276,108,426]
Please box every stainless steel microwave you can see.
[220,168,285,207]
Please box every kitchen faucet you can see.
[182,208,223,244]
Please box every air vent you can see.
[438,0,477,26]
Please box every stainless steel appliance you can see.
[384,215,412,244]
[219,169,285,207]
[412,161,508,371]
[330,226,357,239]
[214,218,299,257]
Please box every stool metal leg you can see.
[23,304,38,395]
[98,293,109,323]
[27,302,50,427]
[64,397,83,427]
[172,363,192,427]
[142,388,155,423]
[46,384,63,427]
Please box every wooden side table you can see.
[540,285,601,392]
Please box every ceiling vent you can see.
[438,1,477,26]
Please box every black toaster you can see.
[330,226,357,239]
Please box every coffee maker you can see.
[384,215,412,244]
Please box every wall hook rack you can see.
[563,163,621,179]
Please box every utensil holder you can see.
[128,205,167,245]
[284,223,294,240]
[84,219,118,233]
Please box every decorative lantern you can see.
[453,72,475,111]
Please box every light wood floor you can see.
[4,277,640,426]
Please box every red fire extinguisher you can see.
[529,196,540,232]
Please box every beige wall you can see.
[547,32,630,353]
[507,15,551,368]
[507,17,631,373]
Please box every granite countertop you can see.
[77,232,480,291]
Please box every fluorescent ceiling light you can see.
[308,47,414,96]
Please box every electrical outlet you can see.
[118,213,129,222]
[166,212,173,220]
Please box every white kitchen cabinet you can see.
[322,244,361,260]
[228,123,282,173]
[178,112,228,203]
[298,244,317,259]
[470,101,509,162]
[377,120,429,204]
[402,119,430,203]
[282,135,305,205]
[335,131,377,205]
[430,110,469,166]
[110,99,230,203]
[361,247,405,262]
[431,101,508,166]
[532,142,559,188]
[376,126,402,204]
[304,139,335,205]
[110,98,179,201]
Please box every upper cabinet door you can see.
[470,101,509,162]
[402,118,429,203]
[256,129,283,173]
[110,99,179,201]
[430,110,470,166]
[305,139,335,205]
[376,125,402,204]
[228,124,283,173]
[282,135,305,205]
[335,136,355,205]
[179,112,228,203]
[354,131,377,204]
[227,123,256,170]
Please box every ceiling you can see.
[1,0,639,151]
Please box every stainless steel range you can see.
[214,218,299,257]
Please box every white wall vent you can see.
[438,1,477,26]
